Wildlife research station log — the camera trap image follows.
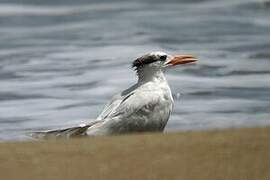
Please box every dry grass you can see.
[0,127,270,180]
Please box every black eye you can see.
[160,55,167,61]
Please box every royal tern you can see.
[31,51,197,139]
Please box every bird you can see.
[30,51,197,139]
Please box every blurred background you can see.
[0,0,269,141]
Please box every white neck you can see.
[136,66,166,83]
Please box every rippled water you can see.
[0,0,270,141]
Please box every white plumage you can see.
[31,51,197,139]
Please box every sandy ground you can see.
[0,127,269,180]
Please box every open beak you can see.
[166,55,197,66]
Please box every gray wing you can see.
[107,91,160,119]
[96,83,140,120]
[89,89,166,135]
[96,94,124,120]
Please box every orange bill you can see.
[167,55,197,66]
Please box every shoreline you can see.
[1,127,270,180]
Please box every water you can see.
[0,0,270,141]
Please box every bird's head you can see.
[132,51,197,72]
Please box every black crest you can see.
[132,54,158,69]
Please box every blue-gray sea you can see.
[0,0,270,141]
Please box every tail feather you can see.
[29,121,102,140]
